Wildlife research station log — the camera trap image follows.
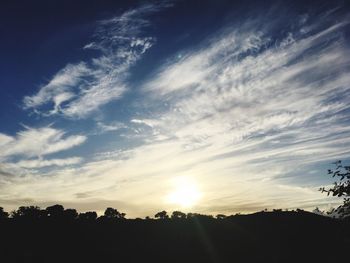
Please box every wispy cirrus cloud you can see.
[15,157,82,169]
[23,2,171,119]
[23,63,89,111]
[0,125,86,190]
[96,121,127,133]
[0,126,86,159]
[140,13,350,168]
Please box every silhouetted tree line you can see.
[0,205,125,221]
[0,204,227,221]
[1,204,328,222]
[0,205,349,263]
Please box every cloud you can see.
[0,134,14,147]
[116,10,350,212]
[2,5,350,217]
[23,2,170,119]
[0,126,86,159]
[96,121,127,133]
[140,15,350,168]
[131,119,158,128]
[23,63,89,110]
[15,157,82,169]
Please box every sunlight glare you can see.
[166,177,201,208]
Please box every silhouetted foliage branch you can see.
[320,160,350,218]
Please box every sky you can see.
[1,0,350,217]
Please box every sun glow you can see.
[166,177,201,208]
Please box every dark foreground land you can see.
[0,210,349,263]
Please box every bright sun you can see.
[166,177,201,208]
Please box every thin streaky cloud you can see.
[0,126,86,160]
[22,2,171,119]
[14,157,82,169]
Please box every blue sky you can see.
[1,0,350,217]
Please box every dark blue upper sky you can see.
[0,0,350,216]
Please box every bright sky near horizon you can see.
[0,0,350,217]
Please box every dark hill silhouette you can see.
[0,206,349,263]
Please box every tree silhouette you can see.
[155,210,169,219]
[320,160,350,218]
[11,206,45,219]
[171,211,186,219]
[0,207,9,219]
[104,207,126,219]
[216,214,227,220]
[63,208,78,220]
[187,213,214,220]
[78,211,97,221]
[46,204,64,218]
